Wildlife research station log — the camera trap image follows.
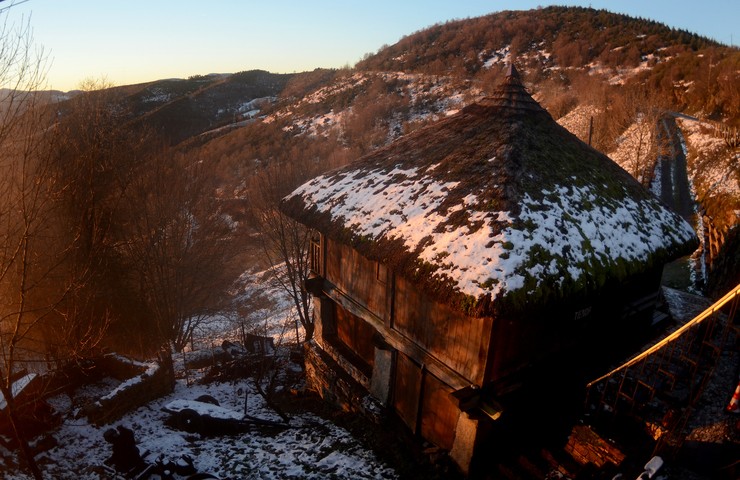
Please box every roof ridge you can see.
[506,62,521,82]
[478,63,544,113]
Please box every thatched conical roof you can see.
[282,66,698,316]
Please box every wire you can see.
[0,1,31,14]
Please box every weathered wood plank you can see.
[323,280,472,390]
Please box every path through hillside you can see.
[655,115,695,221]
[654,114,698,290]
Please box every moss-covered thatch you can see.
[281,65,698,317]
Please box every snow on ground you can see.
[608,115,654,181]
[190,266,302,352]
[480,45,511,69]
[650,152,663,198]
[662,287,739,449]
[3,364,397,479]
[479,43,553,71]
[1,262,397,479]
[288,109,347,138]
[0,374,37,410]
[556,104,600,143]
[265,72,475,139]
[662,286,712,323]
[677,116,740,198]
[142,87,172,104]
[237,97,275,117]
[683,131,709,289]
[585,51,670,85]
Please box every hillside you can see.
[52,70,294,145]
[357,7,737,121]
[191,8,737,289]
[47,6,739,293]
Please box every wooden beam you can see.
[321,280,474,390]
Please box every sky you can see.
[4,0,739,92]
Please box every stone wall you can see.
[304,340,383,423]
[83,353,175,426]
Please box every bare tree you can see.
[625,111,659,185]
[43,78,144,361]
[0,53,131,480]
[0,10,61,478]
[117,150,244,353]
[245,157,338,343]
[253,199,314,342]
[611,87,663,184]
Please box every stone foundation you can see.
[304,340,383,422]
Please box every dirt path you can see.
[654,115,698,290]
[655,115,695,222]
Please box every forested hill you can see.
[52,70,294,146]
[360,6,722,71]
[47,6,739,146]
[357,6,737,123]
[43,6,739,297]
[174,5,738,191]
[52,6,739,152]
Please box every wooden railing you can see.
[584,283,740,455]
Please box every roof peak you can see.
[505,62,520,81]
[477,63,544,113]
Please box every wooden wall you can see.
[392,352,458,450]
[420,371,458,450]
[393,352,422,431]
[334,303,376,372]
[321,235,492,386]
[484,312,567,387]
[318,237,493,455]
[484,266,665,389]
[394,275,492,386]
[325,238,389,322]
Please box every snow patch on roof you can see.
[289,166,696,300]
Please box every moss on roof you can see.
[281,66,698,317]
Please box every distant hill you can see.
[43,6,739,293]
[51,70,294,145]
[48,7,740,148]
[176,7,738,183]
[357,6,737,122]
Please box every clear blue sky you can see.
[6,0,739,91]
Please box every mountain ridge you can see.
[40,6,739,292]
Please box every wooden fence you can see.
[584,283,740,456]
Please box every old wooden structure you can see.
[282,65,698,474]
